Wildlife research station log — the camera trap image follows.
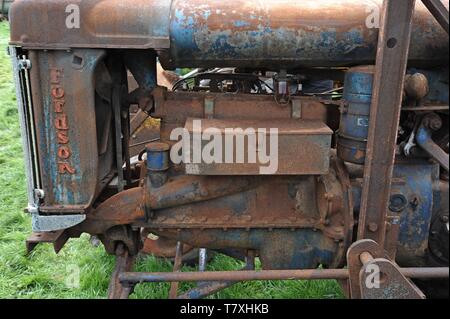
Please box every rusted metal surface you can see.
[26,230,69,254]
[108,243,136,299]
[347,239,385,299]
[168,241,184,299]
[178,251,256,299]
[353,249,426,299]
[142,161,350,270]
[9,0,171,49]
[348,239,450,299]
[79,187,145,236]
[154,91,331,146]
[8,0,449,301]
[165,0,448,69]
[422,0,449,33]
[9,1,449,68]
[28,49,109,214]
[347,240,448,299]
[118,267,448,284]
[146,172,348,235]
[337,66,374,165]
[141,231,194,258]
[358,0,417,249]
[359,258,426,299]
[183,118,332,175]
[76,162,353,270]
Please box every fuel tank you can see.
[9,0,449,69]
[164,0,449,69]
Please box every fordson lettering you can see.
[50,68,75,175]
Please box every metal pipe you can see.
[422,0,449,33]
[178,250,257,299]
[360,252,374,265]
[119,267,449,284]
[416,125,450,172]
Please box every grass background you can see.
[0,21,343,299]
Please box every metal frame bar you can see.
[119,267,449,285]
[357,0,417,249]
[422,0,449,33]
[10,46,40,214]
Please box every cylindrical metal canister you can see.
[9,0,450,69]
[337,66,374,164]
[146,142,170,187]
[164,0,449,69]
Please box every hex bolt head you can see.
[368,223,379,232]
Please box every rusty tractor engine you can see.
[8,0,450,299]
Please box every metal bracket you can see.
[31,214,86,232]
[347,239,425,299]
[26,230,69,254]
[291,99,302,119]
[359,258,425,299]
[18,58,32,70]
[357,0,416,246]
[422,0,449,34]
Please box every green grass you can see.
[0,21,343,299]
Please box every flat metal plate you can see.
[183,118,332,175]
[9,0,171,49]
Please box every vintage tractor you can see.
[8,0,449,299]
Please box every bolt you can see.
[423,114,442,131]
[368,223,379,233]
[441,215,449,224]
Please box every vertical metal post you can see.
[168,241,184,299]
[108,243,135,299]
[113,88,125,192]
[358,0,416,249]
